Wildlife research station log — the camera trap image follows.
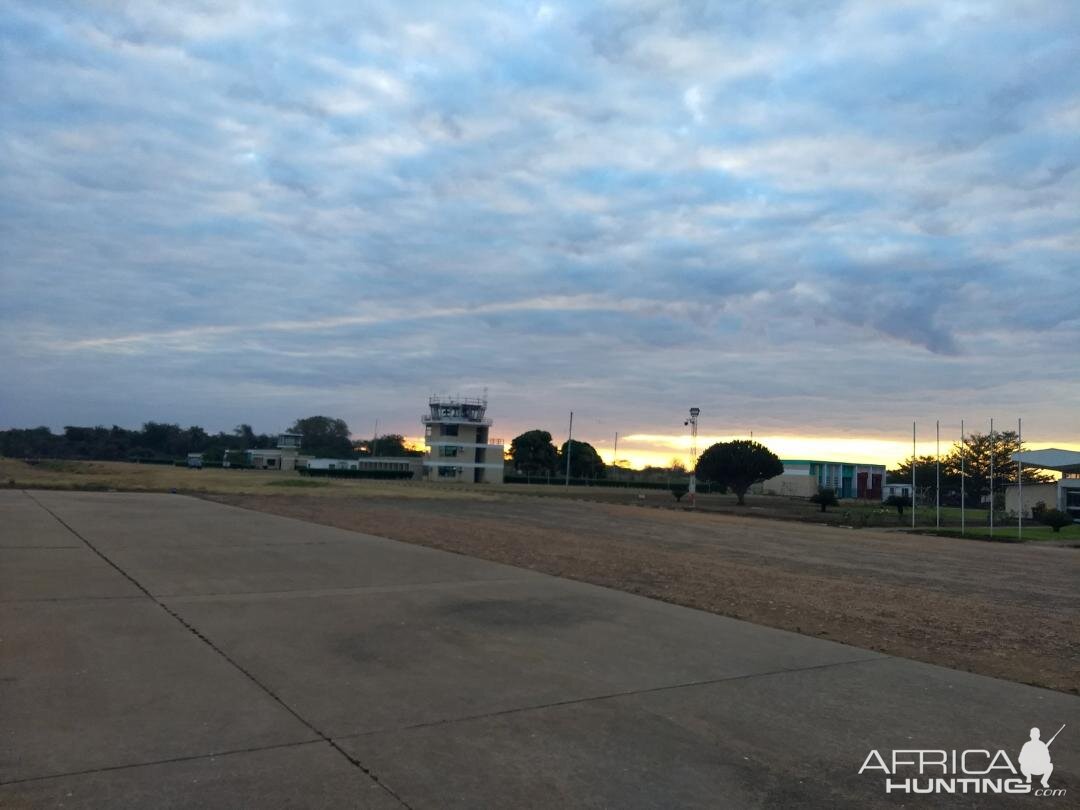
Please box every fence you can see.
[504,475,723,493]
[300,468,414,480]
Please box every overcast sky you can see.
[2,1,1078,467]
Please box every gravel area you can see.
[206,492,1080,694]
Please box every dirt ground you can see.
[205,491,1080,696]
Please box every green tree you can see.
[671,483,689,502]
[0,427,62,458]
[510,430,559,475]
[810,487,839,512]
[184,425,209,452]
[888,455,940,490]
[139,422,185,457]
[234,424,257,446]
[695,440,784,505]
[371,434,421,457]
[289,416,354,458]
[559,439,606,479]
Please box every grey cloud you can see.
[1,0,1078,449]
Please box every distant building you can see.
[421,396,505,483]
[1006,448,1080,522]
[224,432,303,471]
[761,459,885,499]
[306,457,422,477]
[881,482,913,502]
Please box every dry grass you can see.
[0,458,496,501]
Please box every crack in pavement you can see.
[0,739,323,787]
[161,576,538,603]
[331,654,887,741]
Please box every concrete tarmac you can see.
[1,490,1076,808]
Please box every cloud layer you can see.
[2,0,1078,462]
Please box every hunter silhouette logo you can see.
[1019,725,1064,790]
[859,724,1067,797]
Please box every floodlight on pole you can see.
[685,407,700,507]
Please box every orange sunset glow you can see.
[407,432,1080,472]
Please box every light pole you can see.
[685,407,700,507]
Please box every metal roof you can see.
[1011,448,1080,473]
[781,459,886,468]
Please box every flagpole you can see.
[912,421,916,529]
[936,420,940,530]
[1018,417,1023,541]
[960,419,965,535]
[564,411,573,487]
[989,417,994,540]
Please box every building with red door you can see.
[760,459,885,500]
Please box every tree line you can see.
[510,429,1055,509]
[509,430,786,505]
[508,430,607,478]
[0,416,419,463]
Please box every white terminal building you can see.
[1007,448,1080,522]
[422,396,505,483]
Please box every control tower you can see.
[422,396,505,483]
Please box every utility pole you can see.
[912,421,916,529]
[372,419,378,457]
[612,432,619,476]
[564,411,573,487]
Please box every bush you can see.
[671,483,689,502]
[885,494,911,516]
[1039,509,1074,533]
[810,487,839,513]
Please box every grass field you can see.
[3,457,1075,540]
[0,458,493,501]
[921,524,1080,541]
